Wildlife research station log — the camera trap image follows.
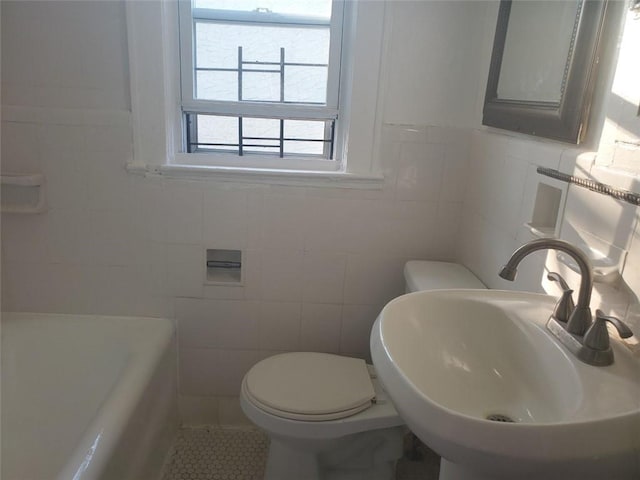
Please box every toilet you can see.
[240,261,486,480]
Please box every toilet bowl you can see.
[241,352,404,480]
[240,261,486,480]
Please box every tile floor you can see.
[161,426,440,480]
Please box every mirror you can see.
[483,0,609,144]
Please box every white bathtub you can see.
[1,312,178,480]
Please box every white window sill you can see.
[125,162,385,189]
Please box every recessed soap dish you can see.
[526,182,565,238]
[1,173,46,213]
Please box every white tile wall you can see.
[1,1,130,111]
[259,249,304,302]
[1,110,471,424]
[257,302,301,351]
[302,253,347,304]
[300,303,343,354]
[459,125,640,346]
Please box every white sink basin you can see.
[371,289,640,480]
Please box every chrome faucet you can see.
[499,238,633,366]
[499,238,593,335]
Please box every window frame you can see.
[125,0,386,188]
[177,0,345,169]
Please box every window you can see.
[126,0,385,186]
[178,0,344,168]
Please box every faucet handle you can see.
[547,272,575,323]
[595,310,633,338]
[583,310,633,351]
[547,272,572,292]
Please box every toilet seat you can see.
[243,352,376,421]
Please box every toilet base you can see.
[264,427,404,480]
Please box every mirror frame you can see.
[482,0,609,144]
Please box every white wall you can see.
[0,0,486,424]
[382,1,489,128]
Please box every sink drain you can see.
[486,413,515,423]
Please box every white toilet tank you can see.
[403,261,486,293]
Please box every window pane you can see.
[284,140,324,156]
[195,23,237,69]
[194,22,330,103]
[196,71,238,101]
[243,117,280,153]
[188,115,333,158]
[193,115,239,151]
[193,0,332,19]
[284,119,325,138]
[284,66,327,103]
[284,120,327,155]
[242,72,280,102]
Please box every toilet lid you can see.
[244,353,375,419]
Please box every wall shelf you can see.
[1,173,47,214]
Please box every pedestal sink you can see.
[371,289,640,480]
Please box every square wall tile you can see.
[0,262,87,313]
[163,184,204,245]
[176,298,260,349]
[179,348,266,397]
[302,252,347,304]
[178,394,219,426]
[215,349,266,396]
[46,208,92,264]
[432,201,464,259]
[260,194,307,250]
[1,214,50,264]
[240,249,262,300]
[202,284,245,300]
[344,255,406,307]
[300,303,342,353]
[302,196,350,252]
[82,265,172,317]
[395,142,445,202]
[391,200,439,258]
[42,150,89,210]
[260,249,303,301]
[340,304,381,357]
[85,124,132,154]
[85,151,135,211]
[258,301,301,351]
[441,141,471,203]
[1,121,41,172]
[179,348,221,396]
[166,243,204,298]
[87,208,141,266]
[134,178,167,242]
[342,199,397,254]
[202,189,249,249]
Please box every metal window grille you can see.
[185,113,335,158]
[194,46,328,105]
